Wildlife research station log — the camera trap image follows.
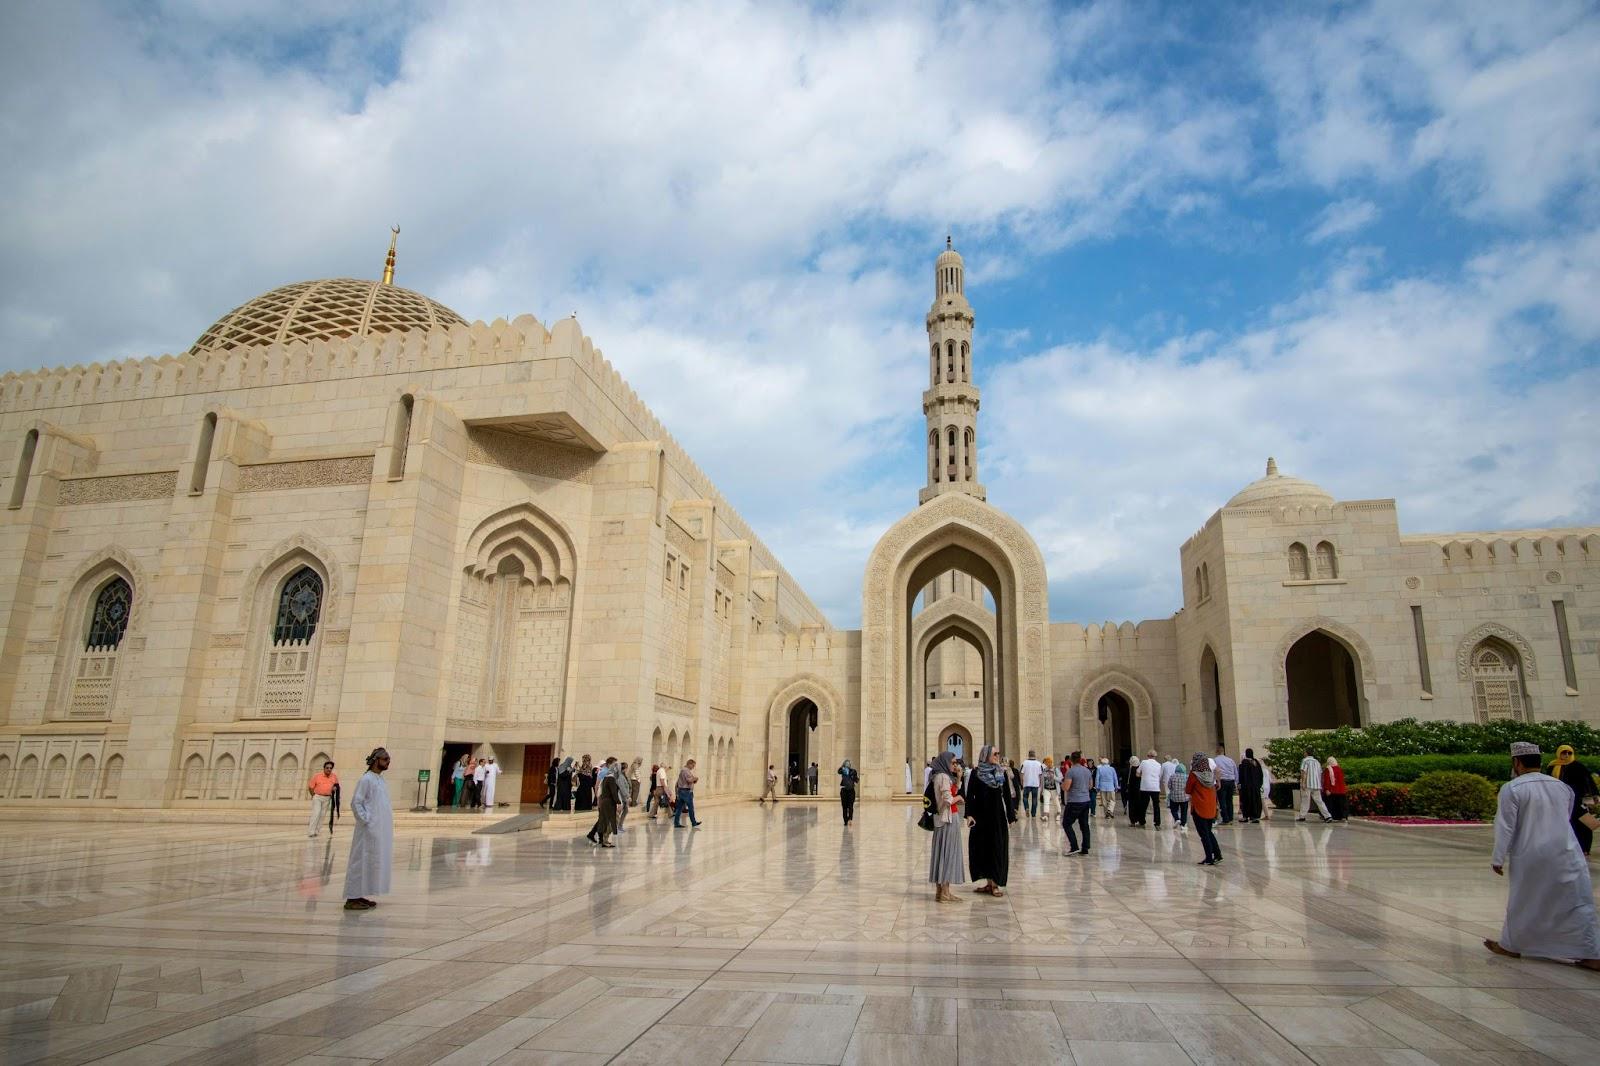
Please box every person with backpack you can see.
[1039,757,1058,818]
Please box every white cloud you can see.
[984,227,1600,623]
[1257,1,1600,216]
[1308,198,1379,242]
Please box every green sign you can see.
[417,769,431,782]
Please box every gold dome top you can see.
[189,277,466,355]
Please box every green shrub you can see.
[1339,754,1518,785]
[1346,782,1414,816]
[1262,718,1600,779]
[1407,771,1498,820]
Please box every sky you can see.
[2,0,1597,628]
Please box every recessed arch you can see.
[99,753,123,799]
[1455,622,1538,682]
[912,599,997,760]
[764,673,842,791]
[862,493,1050,796]
[1076,666,1158,764]
[1271,617,1376,731]
[72,753,96,798]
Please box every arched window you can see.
[960,341,969,382]
[9,428,38,509]
[1287,543,1309,581]
[244,753,269,799]
[213,753,237,799]
[181,753,206,799]
[66,570,135,719]
[1200,563,1211,600]
[1471,640,1527,722]
[86,577,132,649]
[0,754,11,798]
[44,754,68,798]
[1315,541,1338,579]
[273,567,323,645]
[72,754,96,798]
[946,340,955,383]
[99,754,123,799]
[16,754,39,798]
[928,431,939,482]
[652,727,663,764]
[930,344,939,387]
[275,753,300,800]
[963,428,974,480]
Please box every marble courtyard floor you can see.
[1,805,1597,1066]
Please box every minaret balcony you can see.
[922,382,981,409]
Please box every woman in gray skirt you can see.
[928,751,971,903]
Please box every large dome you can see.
[1225,457,1334,508]
[190,278,467,354]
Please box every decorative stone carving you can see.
[57,471,177,505]
[467,428,595,483]
[238,456,373,491]
[1456,623,1538,681]
[322,629,350,646]
[654,692,694,718]
[210,632,244,649]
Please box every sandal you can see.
[1576,959,1600,971]
[1483,939,1521,959]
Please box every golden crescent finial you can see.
[382,225,400,285]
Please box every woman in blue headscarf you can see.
[966,745,1015,897]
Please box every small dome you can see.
[1225,457,1334,508]
[190,278,466,354]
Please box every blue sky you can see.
[2,1,1597,627]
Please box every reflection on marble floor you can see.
[1,805,1597,1065]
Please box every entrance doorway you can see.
[787,698,817,793]
[940,724,972,760]
[437,742,471,808]
[1098,691,1133,768]
[521,743,554,805]
[1285,630,1362,729]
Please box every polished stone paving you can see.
[1,804,1597,1065]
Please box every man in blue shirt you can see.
[1094,757,1120,819]
[1061,753,1093,855]
[1213,745,1239,825]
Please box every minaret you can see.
[919,237,984,504]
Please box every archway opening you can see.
[1098,690,1133,768]
[786,698,817,794]
[1286,630,1362,730]
[1200,645,1224,746]
[940,723,973,760]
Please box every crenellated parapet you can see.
[1404,531,1600,568]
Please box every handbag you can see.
[917,781,937,831]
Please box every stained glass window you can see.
[85,577,132,649]
[272,567,323,645]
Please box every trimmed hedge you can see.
[1338,754,1519,785]
[1264,718,1600,778]
[1409,770,1498,820]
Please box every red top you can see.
[1185,775,1218,819]
[1325,765,1346,795]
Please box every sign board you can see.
[417,769,431,782]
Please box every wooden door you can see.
[521,743,553,804]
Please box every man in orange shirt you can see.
[307,760,338,838]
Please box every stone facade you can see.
[1,255,1595,809]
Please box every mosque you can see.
[0,236,1595,809]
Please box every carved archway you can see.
[862,493,1050,798]
[1272,618,1376,730]
[1455,622,1538,682]
[1075,666,1158,762]
[763,673,843,793]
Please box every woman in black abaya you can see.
[966,744,1016,897]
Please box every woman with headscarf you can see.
[838,759,859,826]
[574,755,596,812]
[451,754,469,809]
[1324,756,1348,822]
[621,757,642,831]
[1237,748,1265,823]
[966,745,1015,897]
[1124,756,1141,824]
[543,756,560,809]
[554,756,574,812]
[1550,744,1599,854]
[1185,752,1222,866]
[594,759,621,847]
[927,751,968,902]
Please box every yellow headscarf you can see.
[1549,745,1576,777]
